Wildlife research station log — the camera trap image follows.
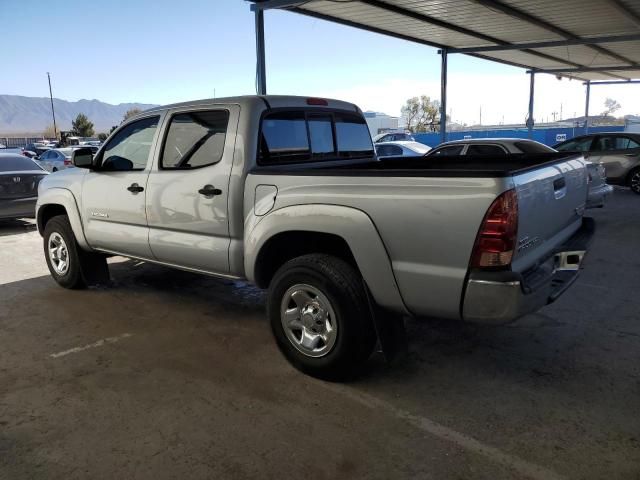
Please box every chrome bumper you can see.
[462,217,595,324]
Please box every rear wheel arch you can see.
[254,231,357,289]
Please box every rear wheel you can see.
[267,254,376,380]
[629,168,640,195]
[43,215,108,289]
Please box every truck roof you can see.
[141,95,360,116]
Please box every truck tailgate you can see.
[510,156,589,273]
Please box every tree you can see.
[43,124,58,139]
[123,108,142,122]
[602,98,621,117]
[415,96,441,132]
[401,97,421,132]
[97,133,108,142]
[401,95,443,132]
[72,113,95,137]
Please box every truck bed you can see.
[254,152,583,178]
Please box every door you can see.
[589,135,640,183]
[145,106,238,273]
[81,115,163,258]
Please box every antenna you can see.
[47,72,57,139]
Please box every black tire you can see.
[52,167,58,172]
[43,214,109,289]
[267,254,376,381]
[628,168,640,195]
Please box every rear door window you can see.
[429,145,465,156]
[161,110,229,169]
[556,136,593,152]
[594,136,640,151]
[466,144,507,155]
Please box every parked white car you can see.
[37,148,75,172]
[427,138,613,209]
[375,141,430,159]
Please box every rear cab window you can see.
[259,109,374,165]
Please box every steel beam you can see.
[357,0,592,73]
[527,65,638,74]
[608,0,640,28]
[584,81,591,135]
[440,48,448,143]
[250,0,306,11]
[473,0,639,68]
[584,79,640,85]
[255,8,267,95]
[527,72,535,139]
[446,33,640,54]
[276,3,612,81]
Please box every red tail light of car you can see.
[64,158,72,165]
[470,189,518,269]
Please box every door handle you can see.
[198,184,222,197]
[127,183,144,193]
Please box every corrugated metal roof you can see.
[251,0,640,81]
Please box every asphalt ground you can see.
[0,187,638,480]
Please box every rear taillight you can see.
[64,159,71,165]
[470,189,518,269]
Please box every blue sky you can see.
[3,0,639,125]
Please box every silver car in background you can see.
[426,138,612,208]
[375,140,431,159]
[554,133,640,195]
[37,148,75,172]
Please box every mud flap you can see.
[365,286,408,363]
[79,250,111,286]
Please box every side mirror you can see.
[72,148,94,169]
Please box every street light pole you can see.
[47,72,58,139]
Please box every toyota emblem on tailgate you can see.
[12,177,20,183]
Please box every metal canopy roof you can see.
[251,0,640,81]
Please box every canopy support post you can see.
[255,8,267,95]
[527,71,535,139]
[440,48,448,143]
[584,80,591,134]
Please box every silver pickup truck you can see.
[36,95,595,379]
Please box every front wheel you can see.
[43,215,108,289]
[267,254,376,380]
[629,168,640,195]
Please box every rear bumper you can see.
[586,183,613,209]
[0,197,37,219]
[462,217,595,324]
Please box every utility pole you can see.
[479,105,482,126]
[47,72,58,139]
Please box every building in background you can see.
[363,111,400,136]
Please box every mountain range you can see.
[0,95,158,134]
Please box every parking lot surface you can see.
[0,188,638,480]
